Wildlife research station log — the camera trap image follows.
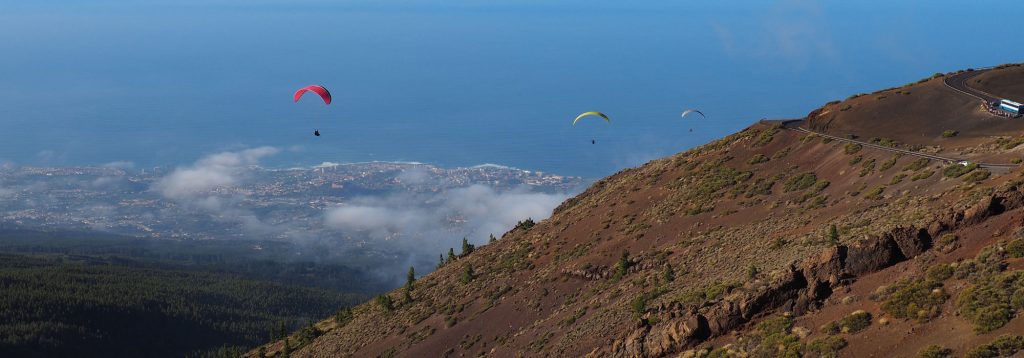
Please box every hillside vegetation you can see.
[252,65,1024,357]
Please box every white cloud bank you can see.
[324,184,568,254]
[151,147,284,237]
[154,147,278,199]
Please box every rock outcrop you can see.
[605,190,1024,357]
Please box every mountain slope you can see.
[251,64,1024,357]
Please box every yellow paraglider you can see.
[572,111,610,126]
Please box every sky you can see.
[2,0,1023,178]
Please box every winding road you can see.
[943,68,999,103]
[763,69,1019,173]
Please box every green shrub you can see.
[955,243,1011,282]
[963,170,991,183]
[965,335,1024,358]
[943,163,978,178]
[863,186,885,200]
[461,238,475,256]
[770,237,787,249]
[677,282,739,305]
[812,180,830,193]
[745,315,804,358]
[859,159,876,177]
[757,314,794,336]
[805,336,848,357]
[375,294,394,312]
[872,137,897,147]
[613,251,630,281]
[904,158,930,171]
[953,260,983,281]
[939,233,958,246]
[334,306,354,325]
[747,264,759,279]
[747,154,768,165]
[919,344,952,358]
[513,218,536,232]
[784,172,818,192]
[849,155,863,165]
[879,155,899,171]
[911,170,935,181]
[294,322,323,348]
[926,264,954,282]
[998,137,1024,150]
[661,264,675,283]
[941,130,958,138]
[806,195,828,209]
[705,314,847,357]
[460,264,475,284]
[631,288,666,317]
[703,281,736,301]
[820,310,872,335]
[774,147,797,161]
[878,279,948,320]
[890,173,908,185]
[826,224,839,245]
[755,127,780,146]
[1008,239,1024,258]
[956,271,1024,333]
[844,143,862,154]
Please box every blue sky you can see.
[1,0,1022,177]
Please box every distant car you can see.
[958,161,972,166]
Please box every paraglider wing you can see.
[681,109,705,119]
[572,111,610,126]
[293,85,332,105]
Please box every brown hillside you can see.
[250,66,1024,358]
[806,65,1024,166]
[973,63,1024,101]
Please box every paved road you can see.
[761,119,1018,173]
[944,68,999,103]
[759,68,1021,172]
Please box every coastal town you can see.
[0,162,583,240]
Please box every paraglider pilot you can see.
[294,85,332,138]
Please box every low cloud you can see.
[325,184,568,260]
[151,147,284,237]
[396,166,431,185]
[154,146,278,199]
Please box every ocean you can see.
[2,1,1022,178]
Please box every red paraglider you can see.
[293,85,332,105]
